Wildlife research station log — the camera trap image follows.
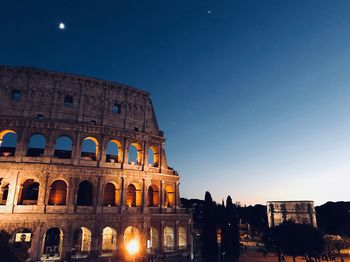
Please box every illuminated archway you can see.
[147,184,159,207]
[128,143,142,165]
[81,137,99,161]
[103,183,120,206]
[106,140,122,163]
[48,180,67,205]
[42,227,63,260]
[150,227,159,250]
[178,226,187,248]
[0,130,16,157]
[123,226,140,247]
[164,186,175,207]
[147,146,159,167]
[164,226,175,249]
[0,183,9,205]
[102,227,117,251]
[73,227,91,253]
[126,183,141,207]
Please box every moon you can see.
[58,23,65,30]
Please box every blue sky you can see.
[1,0,350,205]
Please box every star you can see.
[58,23,65,30]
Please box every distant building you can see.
[267,201,317,228]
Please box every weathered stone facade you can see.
[267,201,317,228]
[0,66,191,261]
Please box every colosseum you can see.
[0,65,192,261]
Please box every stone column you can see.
[175,221,179,248]
[160,221,165,253]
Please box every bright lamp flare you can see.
[126,239,140,256]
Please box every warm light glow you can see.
[126,239,139,256]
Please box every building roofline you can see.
[0,65,150,96]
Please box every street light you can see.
[126,239,140,262]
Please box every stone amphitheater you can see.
[0,66,192,261]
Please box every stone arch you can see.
[0,182,9,205]
[126,183,142,207]
[77,180,93,206]
[0,130,17,157]
[64,95,73,106]
[178,226,187,247]
[54,135,73,159]
[103,182,120,206]
[81,136,99,161]
[106,139,123,163]
[150,227,159,250]
[147,184,159,207]
[123,226,140,246]
[18,179,39,205]
[42,227,63,260]
[101,227,117,251]
[48,180,68,205]
[26,133,46,157]
[147,145,159,167]
[11,89,22,101]
[128,142,142,165]
[164,185,175,207]
[73,226,92,254]
[164,226,175,249]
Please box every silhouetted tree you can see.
[201,191,218,261]
[0,230,29,262]
[221,196,240,261]
[263,221,324,262]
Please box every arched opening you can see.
[12,228,32,252]
[147,185,159,207]
[77,181,93,206]
[102,227,117,251]
[54,136,73,159]
[0,183,9,205]
[128,143,142,165]
[164,226,175,249]
[42,228,63,260]
[48,180,67,205]
[27,134,46,157]
[123,226,140,247]
[164,186,175,208]
[73,227,92,255]
[0,130,17,157]
[178,226,187,248]
[106,140,122,163]
[81,137,98,161]
[103,183,118,206]
[19,179,39,205]
[150,227,159,250]
[126,183,141,207]
[147,146,159,167]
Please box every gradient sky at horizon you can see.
[1,0,350,205]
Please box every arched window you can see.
[102,227,117,251]
[0,130,17,157]
[73,227,91,253]
[42,228,63,260]
[103,183,117,206]
[164,186,175,208]
[178,226,187,248]
[126,184,136,207]
[81,137,98,161]
[150,227,159,250]
[27,134,46,157]
[0,184,9,205]
[147,185,159,207]
[147,146,159,167]
[48,180,67,205]
[11,89,21,101]
[77,181,93,206]
[123,226,140,247]
[128,143,142,165]
[64,95,73,106]
[106,140,122,163]
[54,136,73,159]
[19,179,39,205]
[164,226,175,248]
